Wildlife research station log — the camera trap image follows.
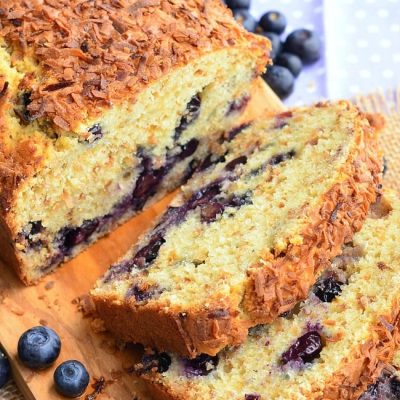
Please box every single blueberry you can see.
[183,354,219,377]
[225,0,250,10]
[275,52,303,77]
[262,65,295,99]
[390,377,400,397]
[132,235,166,269]
[226,94,250,116]
[29,221,44,235]
[87,124,103,142]
[139,352,172,374]
[0,351,11,389]
[245,395,261,400]
[259,32,282,60]
[54,360,90,398]
[284,29,321,64]
[225,155,248,171]
[233,9,257,32]
[200,201,225,223]
[281,331,323,365]
[268,149,296,166]
[313,277,342,303]
[18,326,61,370]
[259,11,287,34]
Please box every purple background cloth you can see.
[251,0,400,106]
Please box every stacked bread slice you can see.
[136,191,400,399]
[92,101,382,363]
[0,0,270,284]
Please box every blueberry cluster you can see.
[13,326,90,398]
[224,1,322,99]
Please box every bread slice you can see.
[0,0,270,284]
[136,191,400,400]
[92,101,382,357]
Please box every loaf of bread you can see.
[0,0,270,284]
[92,101,382,358]
[136,191,400,400]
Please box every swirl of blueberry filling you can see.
[17,94,204,268]
[174,94,201,141]
[104,147,299,282]
[225,94,250,116]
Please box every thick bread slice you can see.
[92,101,382,357]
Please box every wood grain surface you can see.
[0,80,284,400]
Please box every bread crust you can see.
[93,108,383,358]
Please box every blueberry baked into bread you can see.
[136,191,400,400]
[360,363,400,400]
[0,0,271,284]
[92,101,382,357]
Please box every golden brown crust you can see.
[321,303,400,399]
[93,110,383,358]
[0,0,269,132]
[94,296,249,356]
[243,120,382,324]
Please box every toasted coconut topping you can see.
[0,0,269,132]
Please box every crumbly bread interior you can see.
[93,102,377,314]
[0,40,262,282]
[146,191,400,400]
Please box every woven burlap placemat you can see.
[354,87,400,194]
[1,88,399,400]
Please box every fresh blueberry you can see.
[284,29,321,64]
[275,52,303,77]
[259,11,287,34]
[54,360,90,398]
[0,351,11,389]
[281,331,323,365]
[314,277,342,303]
[262,65,295,99]
[18,326,61,370]
[225,0,250,10]
[233,9,257,32]
[259,32,282,60]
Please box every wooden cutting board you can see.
[0,80,284,400]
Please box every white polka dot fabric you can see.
[251,0,400,105]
